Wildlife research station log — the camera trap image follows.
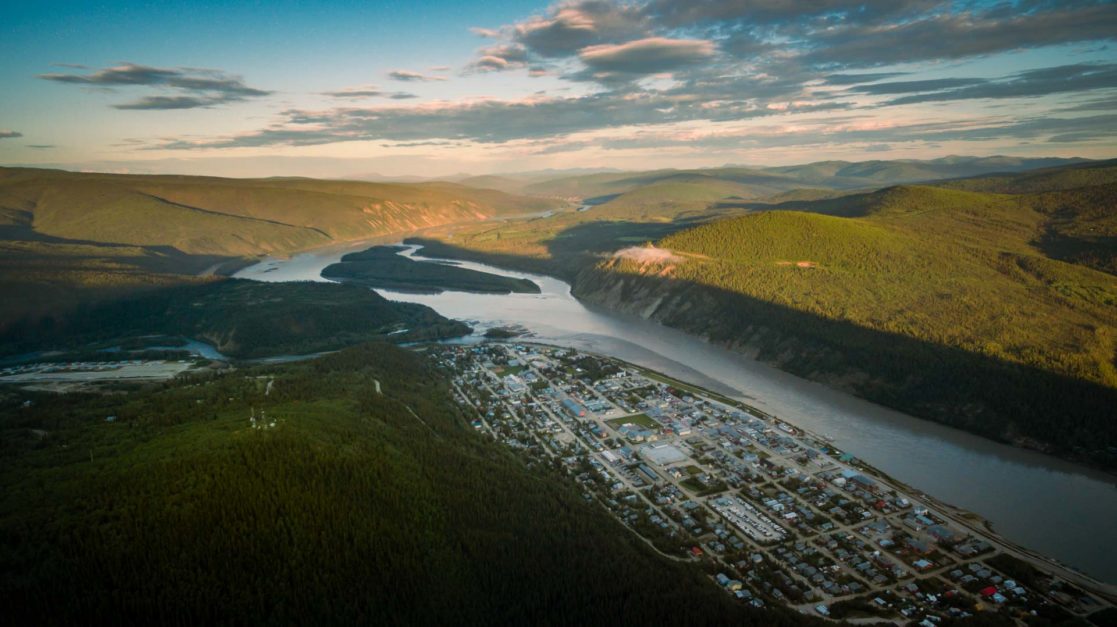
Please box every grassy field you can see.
[607,413,663,430]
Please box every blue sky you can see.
[2,0,1115,177]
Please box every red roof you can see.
[690,546,704,556]
[980,586,997,597]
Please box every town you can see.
[434,341,1114,624]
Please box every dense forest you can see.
[0,279,470,359]
[323,245,540,294]
[0,343,813,626]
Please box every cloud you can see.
[38,62,271,109]
[389,70,448,82]
[823,72,909,86]
[578,37,715,75]
[0,130,23,139]
[115,95,241,110]
[645,0,941,28]
[322,85,418,99]
[514,2,650,57]
[851,77,988,95]
[466,44,529,73]
[883,63,1117,105]
[25,144,55,149]
[151,87,853,151]
[107,2,1117,160]
[802,3,1117,67]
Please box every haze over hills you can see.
[511,156,1091,201]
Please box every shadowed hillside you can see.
[573,179,1117,467]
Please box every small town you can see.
[435,341,1115,624]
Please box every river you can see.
[235,245,1117,584]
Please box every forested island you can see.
[322,245,540,294]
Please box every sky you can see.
[1,0,1116,178]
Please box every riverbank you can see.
[587,346,1116,604]
[234,242,1117,585]
[404,236,1117,474]
[448,338,1116,621]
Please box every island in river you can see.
[322,245,540,294]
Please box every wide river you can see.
[236,245,1117,584]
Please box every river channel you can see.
[235,245,1117,584]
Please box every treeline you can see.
[324,245,540,294]
[0,343,815,626]
[573,267,1117,470]
[0,279,470,359]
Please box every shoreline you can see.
[495,337,1117,599]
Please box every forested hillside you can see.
[576,177,1117,467]
[0,343,809,626]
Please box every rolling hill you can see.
[0,167,566,326]
[0,167,564,257]
[518,156,1089,202]
[573,173,1117,467]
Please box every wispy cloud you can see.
[578,37,714,77]
[117,1,1117,159]
[0,130,23,139]
[38,62,271,109]
[881,63,1117,105]
[388,69,448,82]
[322,84,418,99]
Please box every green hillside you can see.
[588,182,1117,464]
[0,167,564,257]
[936,159,1117,194]
[0,167,565,326]
[0,343,805,626]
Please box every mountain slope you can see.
[573,181,1117,467]
[0,167,564,257]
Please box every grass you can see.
[606,413,662,430]
[496,365,527,377]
